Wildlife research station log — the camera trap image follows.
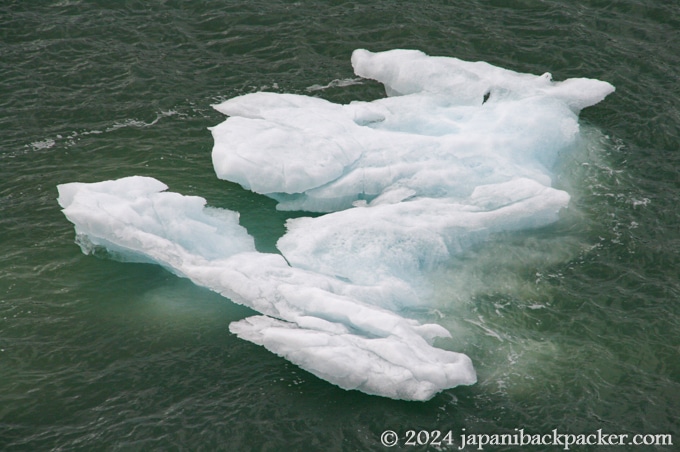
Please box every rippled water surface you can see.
[1,1,679,450]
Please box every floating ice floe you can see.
[58,49,614,401]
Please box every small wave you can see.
[28,138,56,151]
[306,77,364,92]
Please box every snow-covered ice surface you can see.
[58,49,614,401]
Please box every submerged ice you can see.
[58,49,614,401]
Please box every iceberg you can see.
[211,49,614,214]
[58,176,475,401]
[58,49,614,401]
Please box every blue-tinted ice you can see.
[58,49,613,400]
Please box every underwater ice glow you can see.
[58,49,614,401]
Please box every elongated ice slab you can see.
[58,176,476,400]
[58,49,613,400]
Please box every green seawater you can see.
[1,1,679,450]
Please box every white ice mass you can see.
[58,49,614,401]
